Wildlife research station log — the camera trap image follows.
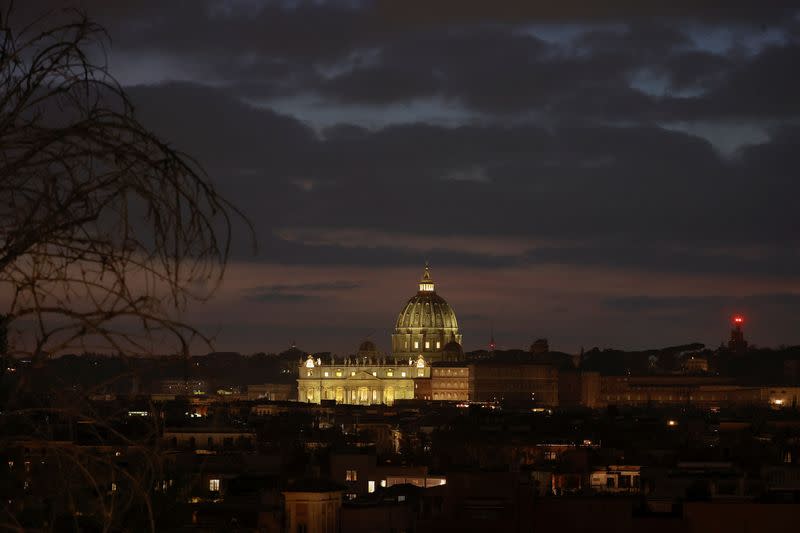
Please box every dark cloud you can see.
[374,0,799,25]
[256,281,362,292]
[671,44,800,120]
[246,292,314,303]
[118,81,800,279]
[311,20,800,122]
[244,280,362,303]
[19,1,799,122]
[12,1,799,349]
[572,21,691,55]
[662,50,733,91]
[604,293,800,314]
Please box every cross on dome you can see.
[419,262,435,292]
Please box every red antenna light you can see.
[733,315,744,325]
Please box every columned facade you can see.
[298,355,429,406]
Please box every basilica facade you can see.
[296,265,465,405]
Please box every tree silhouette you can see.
[0,4,250,360]
[0,4,251,531]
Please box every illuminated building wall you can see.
[297,354,428,405]
[429,365,470,401]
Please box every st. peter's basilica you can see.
[297,265,470,405]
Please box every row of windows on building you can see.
[602,394,732,402]
[431,381,468,389]
[306,368,425,378]
[432,392,468,400]
[432,368,468,376]
[305,387,416,403]
[405,340,442,350]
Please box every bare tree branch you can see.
[0,5,253,359]
[0,5,254,531]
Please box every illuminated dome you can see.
[391,265,462,363]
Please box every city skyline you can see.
[3,4,800,531]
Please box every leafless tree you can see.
[0,3,251,530]
[0,3,249,358]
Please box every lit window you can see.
[324,371,329,377]
[351,371,356,376]
[425,341,430,349]
[436,341,441,349]
[380,480,387,487]
[414,341,419,349]
[111,482,117,492]
[418,369,424,377]
[345,470,357,481]
[209,479,220,491]
[368,481,376,493]
[401,371,407,377]
[306,371,312,377]
[336,370,342,377]
[372,371,377,377]
[387,369,393,377]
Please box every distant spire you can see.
[489,326,496,352]
[419,262,435,292]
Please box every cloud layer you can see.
[15,1,800,353]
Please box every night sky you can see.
[24,1,800,355]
